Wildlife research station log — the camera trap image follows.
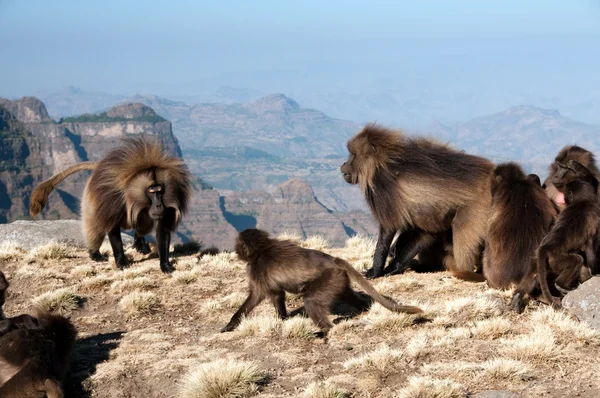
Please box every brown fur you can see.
[537,160,600,308]
[221,229,422,336]
[30,137,191,273]
[482,163,558,312]
[0,312,77,397]
[341,123,494,278]
[543,145,600,211]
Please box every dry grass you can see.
[80,274,114,290]
[32,288,82,315]
[119,291,160,315]
[0,240,27,261]
[27,241,77,262]
[395,376,466,398]
[421,358,533,382]
[178,359,265,398]
[110,277,155,293]
[302,381,349,398]
[344,344,404,373]
[2,234,600,397]
[499,325,562,361]
[301,235,329,251]
[276,231,303,244]
[281,317,317,339]
[236,315,282,338]
[531,307,600,346]
[172,270,198,285]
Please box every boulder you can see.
[0,220,132,251]
[562,277,600,330]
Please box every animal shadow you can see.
[289,291,375,324]
[64,331,124,398]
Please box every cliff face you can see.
[0,99,212,228]
[222,178,376,247]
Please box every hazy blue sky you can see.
[1,0,600,117]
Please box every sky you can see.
[1,0,599,108]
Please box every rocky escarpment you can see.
[222,178,377,247]
[61,102,182,158]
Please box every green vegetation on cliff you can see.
[62,112,166,124]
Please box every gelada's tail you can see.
[29,162,97,217]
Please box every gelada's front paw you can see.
[364,267,383,280]
[160,261,175,274]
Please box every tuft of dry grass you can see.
[480,358,534,381]
[172,270,198,285]
[178,358,266,398]
[364,303,429,332]
[440,293,505,326]
[32,288,82,315]
[499,325,562,361]
[281,317,317,339]
[276,231,303,244]
[0,240,27,261]
[110,277,155,293]
[236,315,282,337]
[302,381,349,398]
[421,358,533,382]
[119,291,160,315]
[199,251,240,270]
[531,307,600,346]
[301,235,329,251]
[70,265,96,279]
[27,242,77,263]
[395,376,466,398]
[80,274,114,290]
[470,318,512,339]
[122,264,156,279]
[344,344,404,373]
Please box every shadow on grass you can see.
[65,331,124,398]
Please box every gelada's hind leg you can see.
[303,269,347,337]
[84,223,107,262]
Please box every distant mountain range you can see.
[423,105,600,177]
[8,88,600,214]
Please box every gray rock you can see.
[472,391,521,398]
[563,277,600,330]
[0,220,132,251]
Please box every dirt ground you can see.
[1,235,599,398]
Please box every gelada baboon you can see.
[537,160,600,308]
[482,163,558,312]
[30,137,191,273]
[221,229,423,336]
[543,145,600,211]
[0,271,40,336]
[0,312,77,397]
[341,123,494,279]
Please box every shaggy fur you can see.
[30,137,191,273]
[483,164,557,312]
[543,145,600,211]
[341,124,494,278]
[0,312,77,398]
[538,160,600,308]
[222,228,422,336]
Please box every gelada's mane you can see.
[91,137,191,228]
